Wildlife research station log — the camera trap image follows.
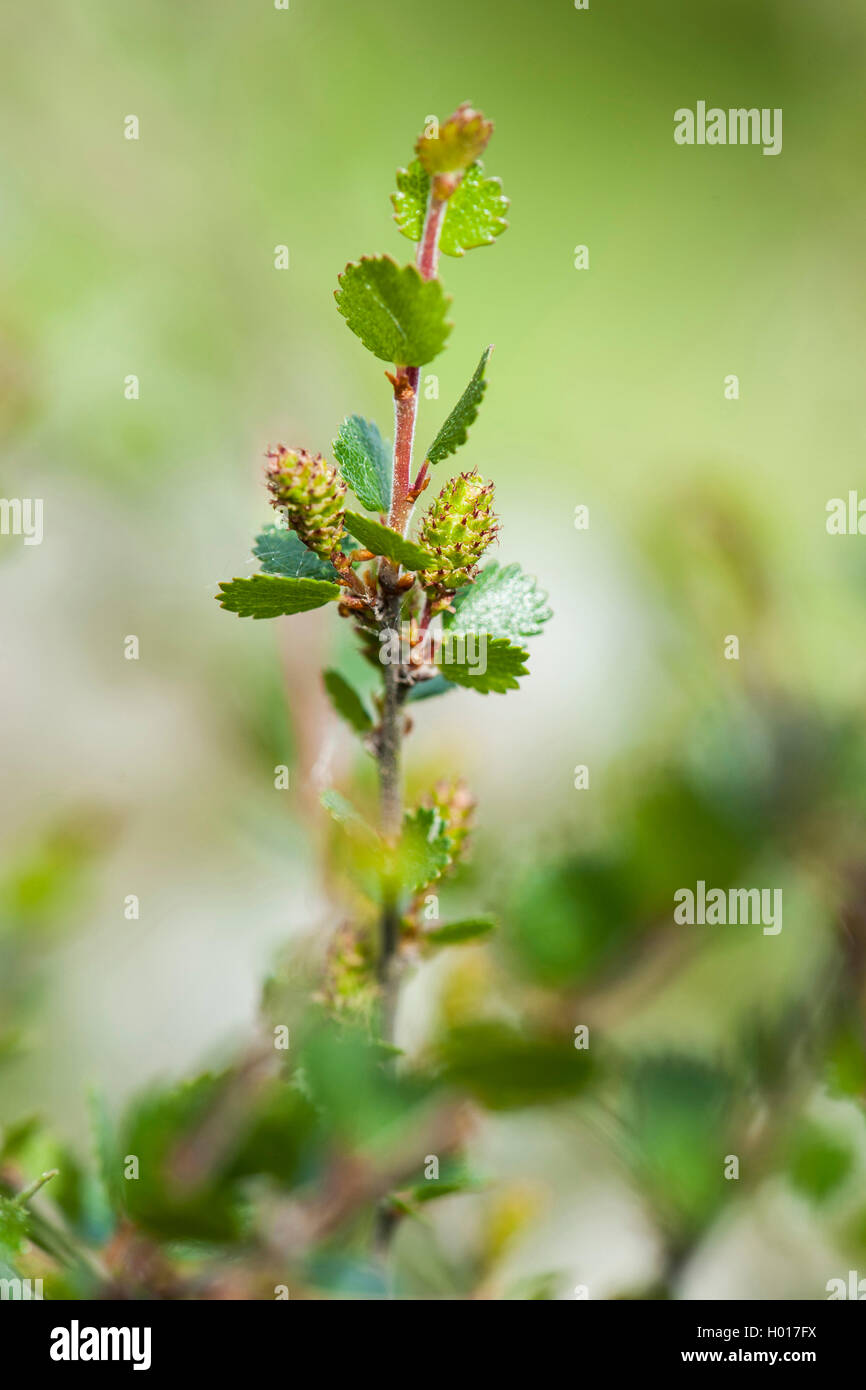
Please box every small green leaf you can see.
[344,510,434,571]
[0,1196,29,1257]
[506,855,640,990]
[624,1056,732,1235]
[425,916,496,946]
[438,1022,595,1110]
[88,1088,122,1224]
[391,160,429,242]
[393,161,509,259]
[407,1176,482,1204]
[397,807,452,894]
[333,416,392,513]
[406,673,455,703]
[439,164,509,257]
[437,632,529,694]
[216,574,340,618]
[323,669,373,735]
[401,1158,486,1206]
[426,347,492,466]
[118,1073,317,1242]
[254,526,340,581]
[445,563,553,642]
[117,1075,244,1242]
[226,1083,319,1190]
[335,256,451,367]
[299,1023,432,1147]
[788,1122,854,1205]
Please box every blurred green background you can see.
[2,0,866,1298]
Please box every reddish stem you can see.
[386,189,449,541]
[417,192,448,280]
[387,367,420,539]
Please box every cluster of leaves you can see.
[216,103,552,1011]
[216,103,546,700]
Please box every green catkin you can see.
[418,468,499,589]
[265,446,346,558]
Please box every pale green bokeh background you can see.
[1,0,865,1297]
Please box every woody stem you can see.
[376,185,451,1031]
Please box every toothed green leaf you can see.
[438,163,508,256]
[425,916,496,946]
[344,510,434,571]
[425,347,492,466]
[253,526,341,581]
[333,416,392,513]
[216,574,340,618]
[323,669,373,735]
[397,807,453,893]
[392,161,509,259]
[445,563,553,642]
[435,632,529,694]
[391,160,429,242]
[334,256,451,366]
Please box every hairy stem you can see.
[387,366,420,538]
[375,186,451,1032]
[417,188,448,280]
